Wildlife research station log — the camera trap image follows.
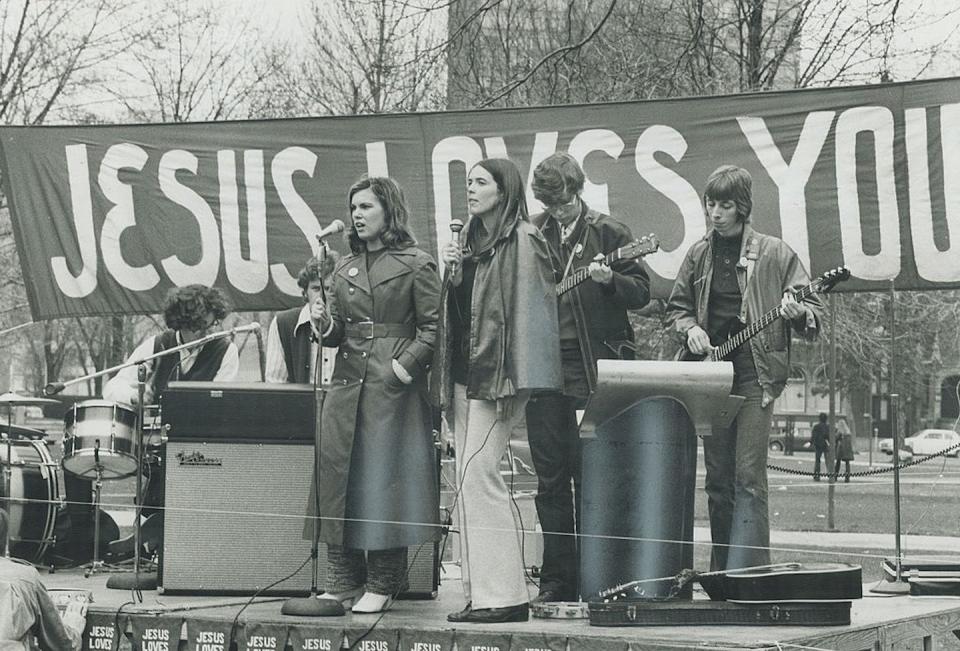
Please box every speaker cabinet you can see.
[161,439,439,597]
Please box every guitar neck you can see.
[710,282,819,361]
[557,267,592,296]
[556,249,621,297]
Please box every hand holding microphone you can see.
[309,295,330,337]
[442,219,465,285]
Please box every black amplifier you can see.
[161,381,316,442]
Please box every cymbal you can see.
[0,392,59,406]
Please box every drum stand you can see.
[82,444,111,577]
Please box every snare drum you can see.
[62,400,138,479]
[1,439,60,562]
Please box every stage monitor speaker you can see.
[160,438,439,596]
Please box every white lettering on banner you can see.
[569,128,623,215]
[835,106,901,280]
[300,639,331,650]
[633,125,702,280]
[99,143,161,291]
[271,146,322,295]
[526,131,560,214]
[144,641,169,651]
[366,141,389,177]
[245,634,277,649]
[219,149,269,293]
[409,643,441,651]
[431,136,483,271]
[52,144,99,297]
[158,149,220,287]
[908,104,960,282]
[143,628,170,640]
[357,641,388,651]
[739,111,835,274]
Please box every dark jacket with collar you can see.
[434,219,562,407]
[665,224,822,403]
[536,205,651,395]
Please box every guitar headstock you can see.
[815,266,851,293]
[618,234,660,260]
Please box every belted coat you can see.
[315,246,441,549]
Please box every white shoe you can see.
[351,591,394,613]
[317,586,364,608]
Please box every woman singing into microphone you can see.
[311,176,442,614]
[436,158,561,624]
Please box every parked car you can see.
[902,429,960,457]
[877,440,914,462]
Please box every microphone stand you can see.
[44,325,258,398]
[104,364,156,595]
[45,324,256,596]
[282,244,340,616]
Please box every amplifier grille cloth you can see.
[162,441,437,596]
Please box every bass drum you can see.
[0,439,60,562]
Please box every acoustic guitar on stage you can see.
[556,234,660,297]
[596,562,862,604]
[676,266,850,362]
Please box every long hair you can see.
[466,158,529,257]
[163,285,229,332]
[346,176,418,254]
[703,164,753,223]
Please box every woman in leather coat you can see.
[437,158,561,624]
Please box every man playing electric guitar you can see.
[665,164,823,574]
[527,152,651,603]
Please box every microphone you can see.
[44,382,65,396]
[449,219,464,274]
[231,322,261,335]
[316,219,346,244]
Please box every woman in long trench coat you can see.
[313,176,441,615]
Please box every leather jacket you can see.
[434,220,562,406]
[665,225,822,403]
[536,205,651,393]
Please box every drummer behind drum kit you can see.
[0,391,164,574]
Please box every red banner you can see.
[2,77,960,319]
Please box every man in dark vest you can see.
[102,285,238,558]
[265,252,340,386]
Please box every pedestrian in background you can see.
[834,419,854,483]
[812,412,830,481]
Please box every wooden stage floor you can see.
[41,563,960,651]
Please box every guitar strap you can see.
[743,235,760,284]
[560,221,587,282]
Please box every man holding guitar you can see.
[527,152,652,603]
[666,164,824,574]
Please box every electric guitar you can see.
[678,266,850,362]
[556,234,659,297]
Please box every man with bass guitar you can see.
[666,164,824,574]
[527,152,652,603]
